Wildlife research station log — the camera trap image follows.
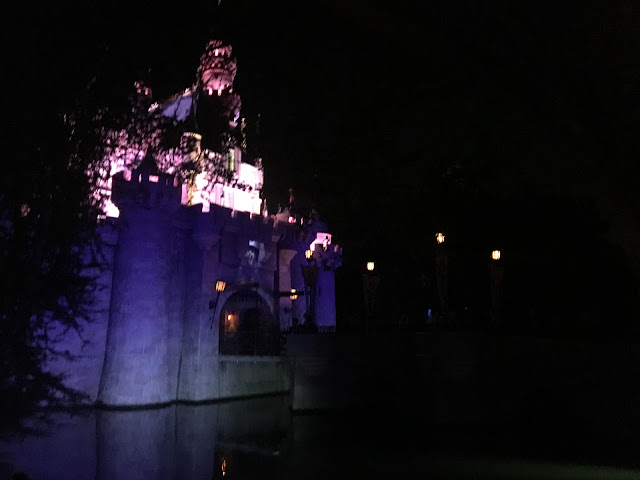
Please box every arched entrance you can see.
[218,288,280,356]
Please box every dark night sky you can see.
[5,1,640,327]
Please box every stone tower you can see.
[97,156,182,405]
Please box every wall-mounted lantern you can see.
[436,233,445,244]
[366,261,375,272]
[491,250,501,261]
[210,280,227,329]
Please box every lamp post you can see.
[489,250,504,328]
[300,249,319,330]
[209,280,227,329]
[362,261,380,333]
[435,233,449,323]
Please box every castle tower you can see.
[197,40,238,97]
[97,155,183,406]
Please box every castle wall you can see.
[97,206,174,405]
[315,269,336,328]
[97,171,182,406]
[176,232,220,401]
[177,205,293,402]
[50,171,337,406]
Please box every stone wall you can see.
[48,165,336,407]
[97,206,178,405]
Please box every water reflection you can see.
[0,395,289,480]
[2,395,640,480]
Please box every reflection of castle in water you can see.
[45,40,342,407]
[97,397,290,480]
[0,396,291,480]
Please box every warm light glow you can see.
[367,261,375,272]
[215,280,226,293]
[288,216,296,223]
[492,250,501,260]
[148,175,159,183]
[225,313,238,332]
[436,232,445,244]
[305,249,312,260]
[289,288,298,300]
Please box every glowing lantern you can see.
[224,313,238,332]
[491,250,501,261]
[305,249,312,260]
[289,288,298,300]
[367,261,375,272]
[215,280,226,293]
[436,232,445,244]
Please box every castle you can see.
[48,40,341,407]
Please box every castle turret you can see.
[98,155,183,406]
[198,40,238,98]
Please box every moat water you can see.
[1,395,639,480]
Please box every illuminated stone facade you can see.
[46,40,341,406]
[103,40,263,219]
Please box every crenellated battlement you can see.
[111,162,320,252]
[112,163,182,213]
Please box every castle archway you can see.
[218,288,280,356]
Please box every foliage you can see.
[0,76,178,433]
[0,109,101,433]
